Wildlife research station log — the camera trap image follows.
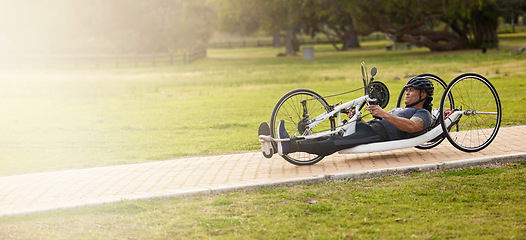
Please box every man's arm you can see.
[366,105,425,133]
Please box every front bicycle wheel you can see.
[396,74,451,149]
[439,73,501,152]
[270,89,335,165]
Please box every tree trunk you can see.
[285,27,297,56]
[342,33,360,50]
[272,31,281,48]
[470,4,499,49]
[341,23,360,51]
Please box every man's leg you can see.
[295,135,342,156]
[281,121,382,156]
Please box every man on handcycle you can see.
[276,77,434,157]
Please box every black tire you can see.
[396,74,451,149]
[439,73,501,152]
[367,81,390,109]
[270,89,335,165]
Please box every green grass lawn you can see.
[1,163,525,239]
[0,34,525,239]
[0,36,525,176]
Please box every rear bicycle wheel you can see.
[439,73,501,152]
[270,89,335,165]
[396,74,451,149]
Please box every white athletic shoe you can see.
[258,122,273,158]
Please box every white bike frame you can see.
[304,95,375,138]
[259,94,375,143]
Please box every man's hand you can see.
[366,105,388,119]
[347,108,366,122]
[347,108,355,119]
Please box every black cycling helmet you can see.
[405,77,434,96]
[405,77,434,110]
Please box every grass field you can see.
[0,35,525,239]
[0,36,525,176]
[1,163,525,239]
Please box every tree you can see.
[209,0,260,36]
[0,0,216,54]
[497,0,526,33]
[212,0,367,52]
[302,0,365,51]
[89,0,215,53]
[210,0,306,56]
[350,0,504,51]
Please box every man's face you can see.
[404,87,425,106]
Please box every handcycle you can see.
[258,62,502,166]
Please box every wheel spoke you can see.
[270,89,334,165]
[440,74,501,152]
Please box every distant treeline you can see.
[208,33,388,49]
[0,49,207,69]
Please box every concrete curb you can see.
[147,152,526,199]
[331,152,526,181]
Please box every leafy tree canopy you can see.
[0,0,215,54]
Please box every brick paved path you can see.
[1,125,525,217]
